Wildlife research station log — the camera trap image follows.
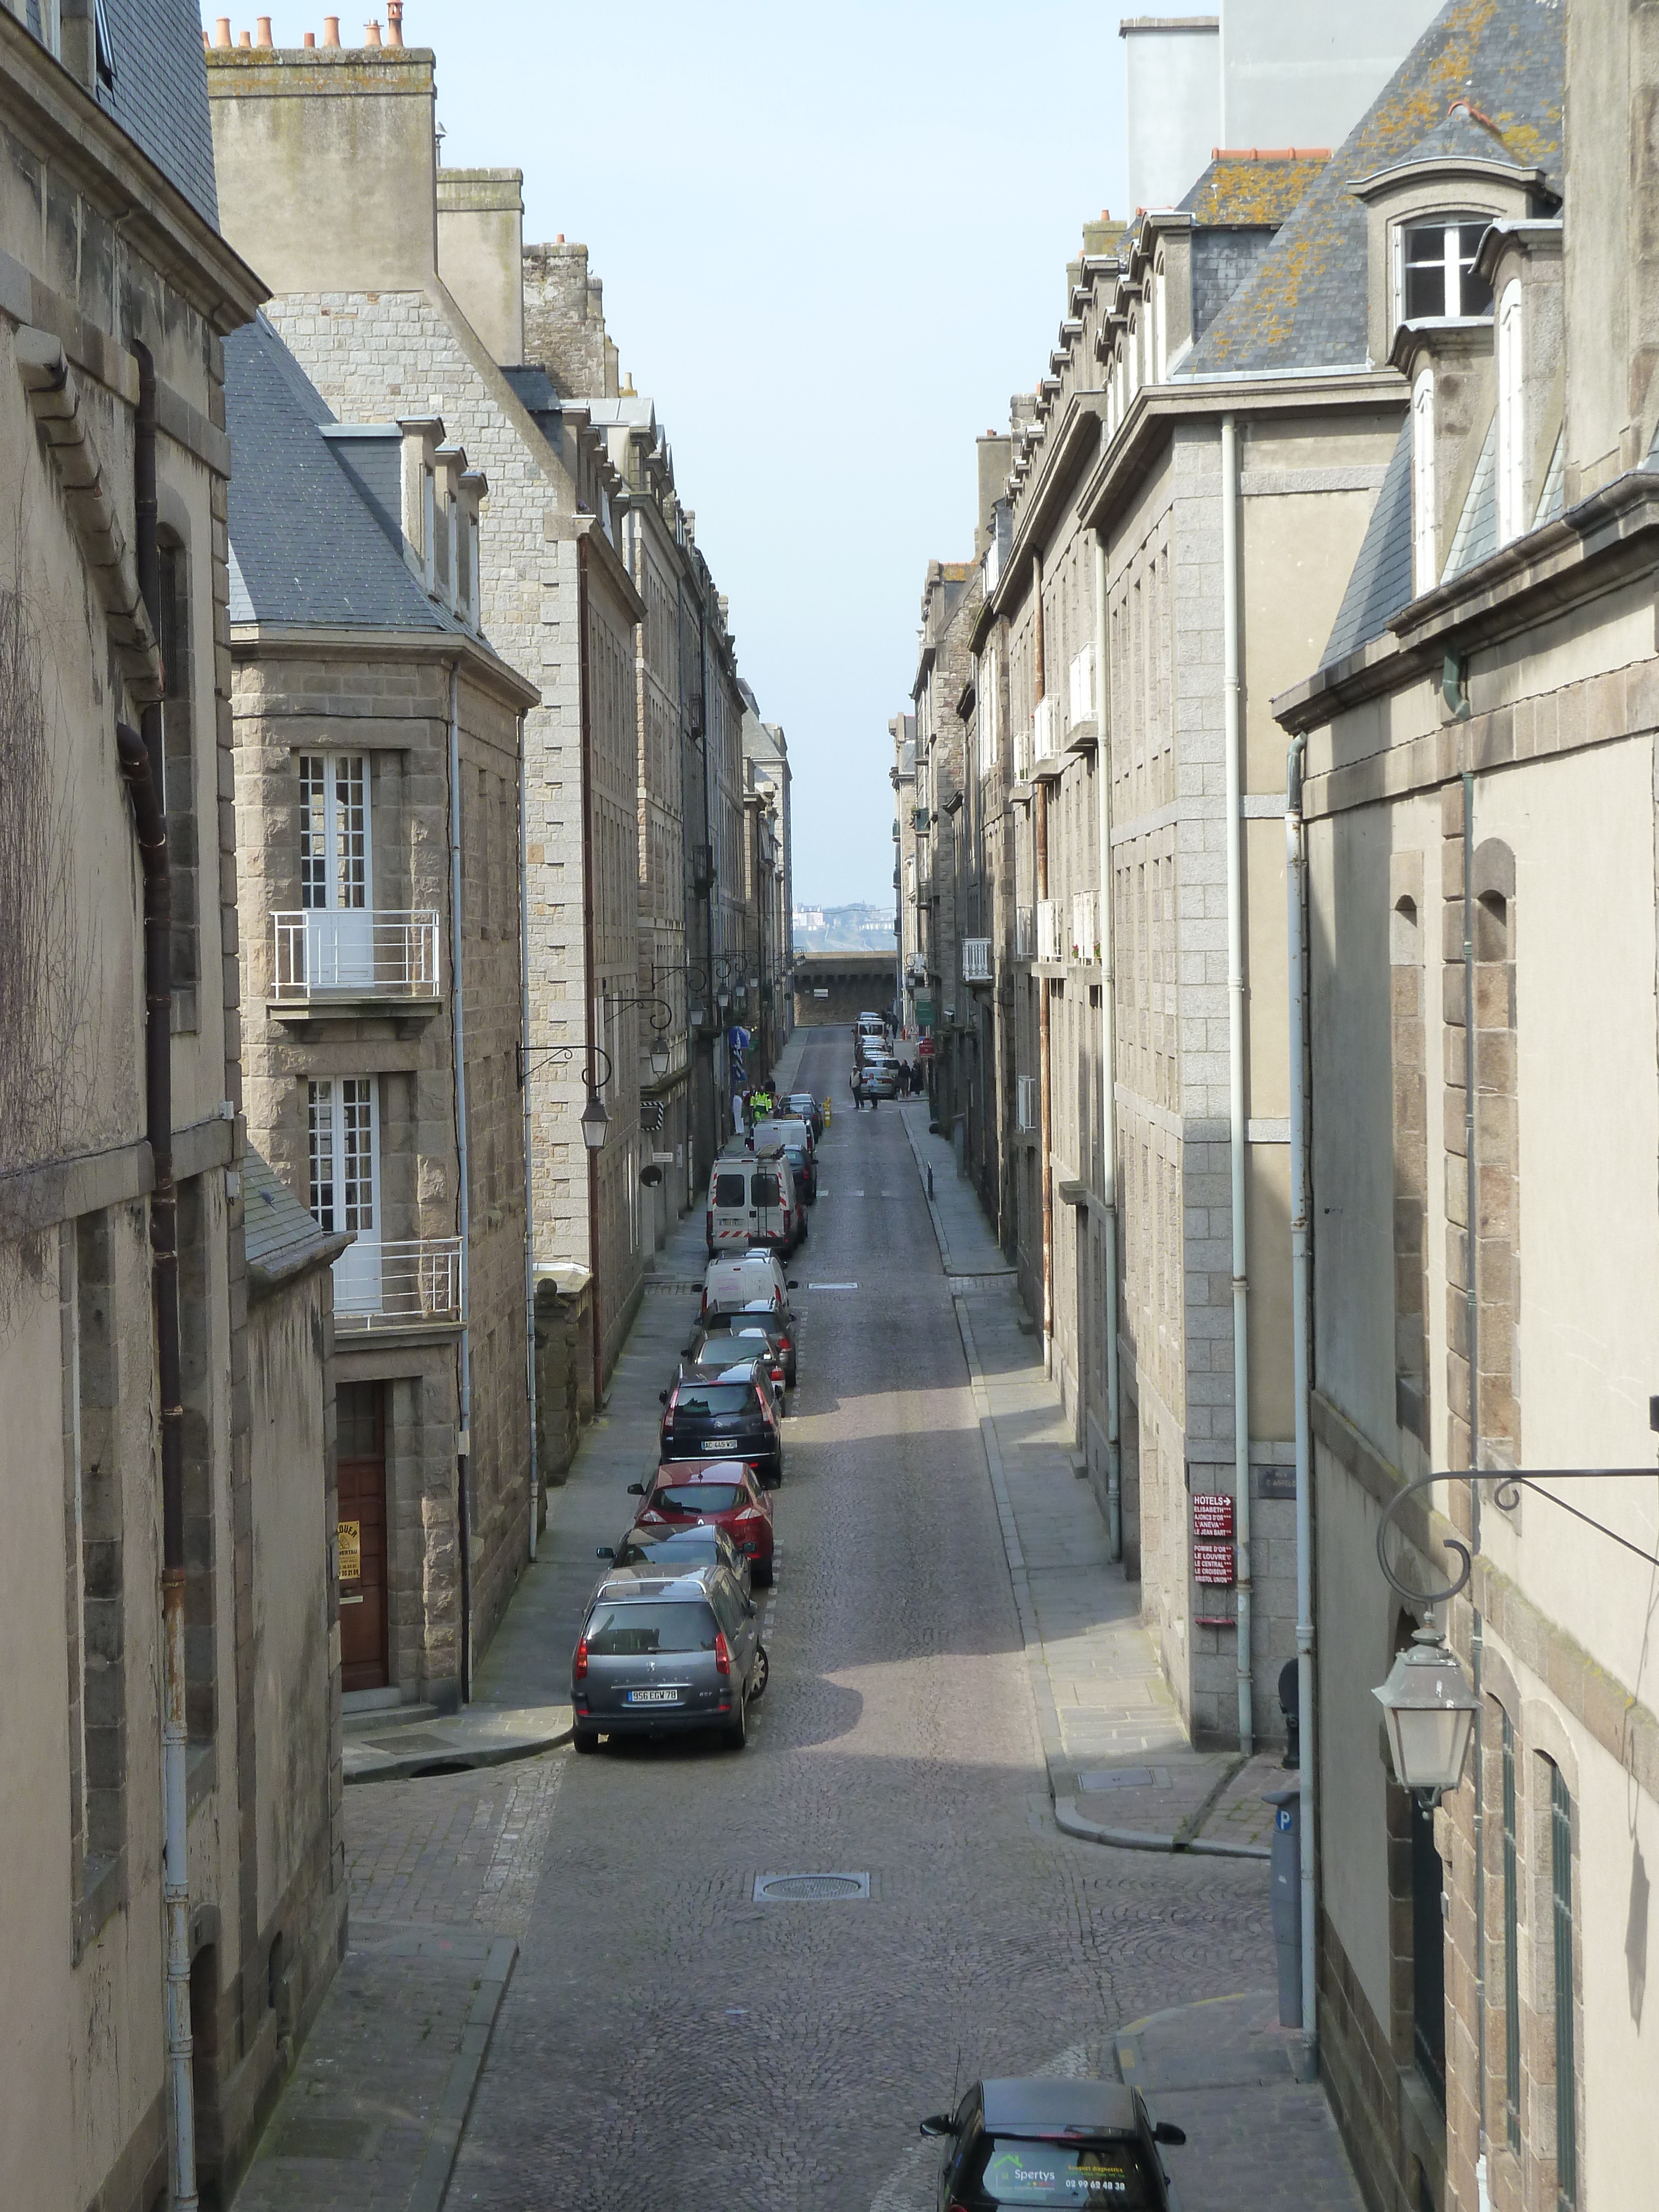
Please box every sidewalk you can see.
[899,1103,1281,1860]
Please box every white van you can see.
[705,1148,801,1256]
[702,1251,792,1316]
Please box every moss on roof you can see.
[1179,154,1329,227]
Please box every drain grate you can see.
[753,1871,869,1902]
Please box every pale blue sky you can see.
[204,3,1131,905]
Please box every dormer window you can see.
[1400,213,1494,321]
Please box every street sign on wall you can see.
[1192,1494,1234,1539]
[914,997,933,1026]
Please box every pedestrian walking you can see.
[850,1067,864,1112]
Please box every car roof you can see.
[978,2079,1140,2136]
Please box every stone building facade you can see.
[225,315,539,1708]
[0,9,346,2206]
[909,560,981,1145]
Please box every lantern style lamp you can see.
[1373,1626,1480,1802]
[649,1034,670,1079]
[580,1089,609,1154]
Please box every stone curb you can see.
[344,1717,573,1787]
[899,1109,1271,1865]
[405,1934,518,2212]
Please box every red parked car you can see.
[625,1462,775,1587]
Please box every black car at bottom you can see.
[920,2077,1185,2209]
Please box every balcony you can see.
[1013,722,1034,786]
[1016,1073,1039,1131]
[1015,904,1035,960]
[272,910,441,1011]
[1031,696,1063,778]
[1036,899,1062,962]
[1067,645,1098,751]
[333,1237,463,1331]
[962,937,992,983]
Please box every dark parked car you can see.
[671,1350,782,1415]
[596,1520,752,1598]
[920,2077,1185,2210]
[785,1091,823,1140]
[625,1460,775,1586]
[688,1312,796,1390]
[571,1562,764,1752]
[659,1368,783,1486]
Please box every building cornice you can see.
[1273,467,1659,734]
[994,393,1107,613]
[4,12,266,334]
[229,621,542,711]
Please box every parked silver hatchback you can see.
[571,1562,765,1754]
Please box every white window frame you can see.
[1153,257,1167,383]
[1496,279,1524,546]
[1126,314,1140,401]
[299,752,373,913]
[1398,211,1495,324]
[309,1076,379,1238]
[1412,366,1437,594]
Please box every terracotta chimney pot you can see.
[237,27,252,44]
[364,20,382,45]
[303,29,316,44]
[322,14,340,44]
[387,0,404,44]
[213,14,231,43]
[256,15,272,43]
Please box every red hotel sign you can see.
[1192,1494,1235,1587]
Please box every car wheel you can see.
[572,1727,599,1755]
[750,1644,770,1699]
[723,1693,748,1751]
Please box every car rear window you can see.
[967,2136,1159,2206]
[617,1533,722,1567]
[654,1484,742,1512]
[713,1173,748,1207]
[672,1384,753,1416]
[751,1174,782,1207]
[585,1600,718,1655]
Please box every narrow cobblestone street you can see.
[234,1026,1361,2212]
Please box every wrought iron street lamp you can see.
[1373,1625,1481,1803]
[606,993,675,1082]
[515,1038,615,1154]
[580,1089,609,1153]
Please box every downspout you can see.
[578,535,604,1415]
[1222,411,1253,1754]
[518,707,538,1560]
[1092,533,1122,1561]
[126,332,197,2212]
[447,661,473,1699]
[1464,764,1490,2210]
[1286,730,1317,2077]
[1034,553,1054,1373]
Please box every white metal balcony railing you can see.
[1015,904,1035,959]
[962,937,992,982]
[332,1236,463,1329]
[1016,1074,1039,1131]
[1032,695,1061,769]
[1071,892,1098,963]
[983,536,1003,597]
[1068,643,1096,732]
[273,910,441,1001]
[1036,899,1062,962]
[1013,721,1034,784]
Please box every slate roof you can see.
[90,0,220,228]
[1321,420,1413,664]
[1186,0,1563,377]
[1444,415,1498,580]
[242,1146,348,1296]
[225,316,464,633]
[501,365,564,456]
[1177,154,1329,228]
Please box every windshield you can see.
[713,1173,748,1208]
[653,1484,743,1513]
[617,1532,723,1566]
[967,2137,1159,2207]
[584,1600,718,1655]
[672,1384,754,1417]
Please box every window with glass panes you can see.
[299,753,370,910]
[1551,1765,1577,2208]
[1503,1710,1521,2152]
[308,1077,376,1235]
[1401,214,1496,321]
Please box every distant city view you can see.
[791,900,896,952]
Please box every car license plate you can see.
[703,1439,737,1450]
[627,1689,680,1705]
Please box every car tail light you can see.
[771,1367,784,1384]
[573,1637,589,1682]
[779,1335,791,1350]
[714,1630,731,1677]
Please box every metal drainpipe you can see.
[1285,731,1317,2077]
[127,335,198,2212]
[447,661,473,1699]
[1034,554,1054,1373]
[518,707,538,1561]
[1222,411,1253,1753]
[1464,763,1490,2206]
[578,535,604,1415]
[1092,533,1122,1560]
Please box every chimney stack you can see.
[364,20,382,46]
[387,1,404,45]
[256,16,272,44]
[213,15,231,43]
[322,14,340,44]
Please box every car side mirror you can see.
[744,1597,757,1617]
[658,1390,669,1404]
[594,1545,615,1559]
[919,2114,953,2139]
[626,1481,645,1496]
[1152,2121,1187,2147]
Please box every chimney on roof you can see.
[387,0,404,44]
[237,29,252,45]
[256,16,272,44]
[213,15,231,43]
[437,168,526,367]
[303,29,315,43]
[365,20,382,45]
[322,15,340,44]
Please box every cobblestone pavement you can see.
[442,1029,1360,2212]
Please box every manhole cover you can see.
[753,1871,869,1901]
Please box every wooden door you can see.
[337,1380,388,1691]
